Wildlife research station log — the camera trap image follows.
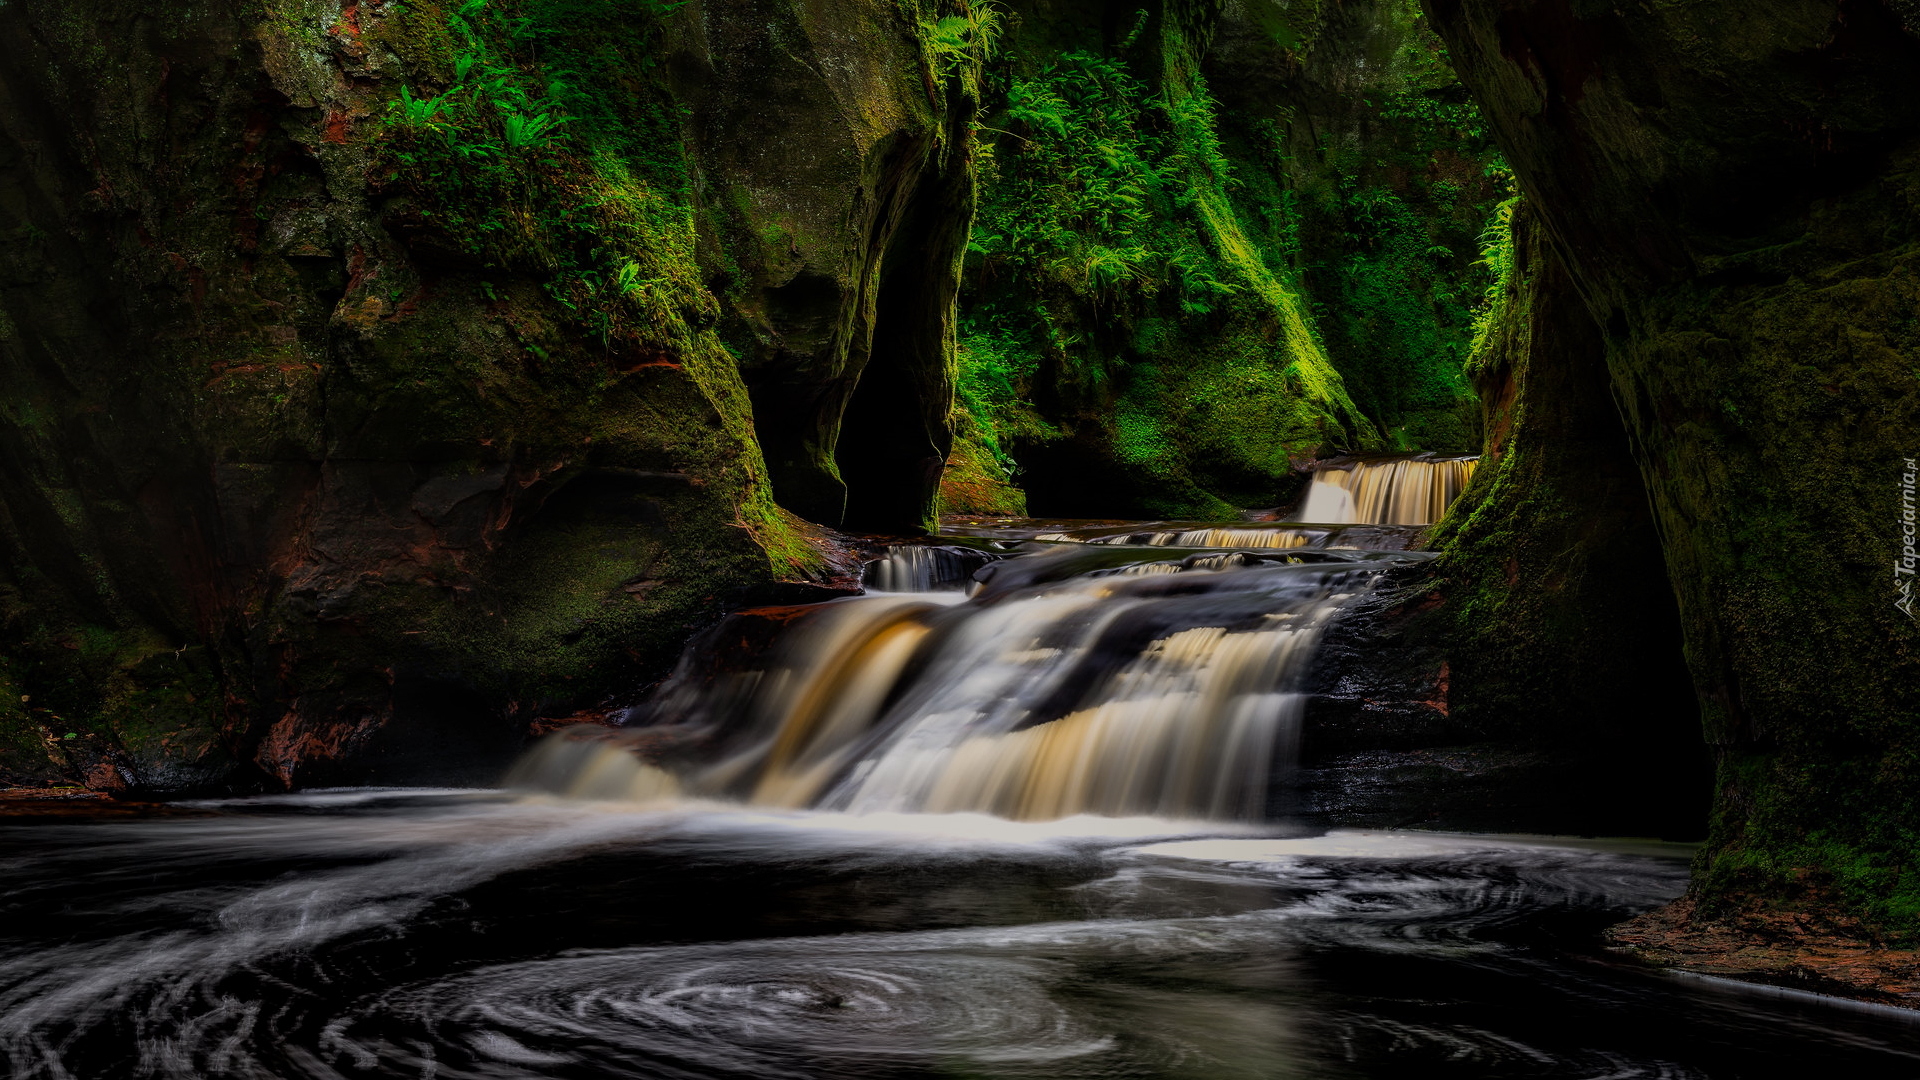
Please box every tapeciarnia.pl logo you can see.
[1899,457,1918,620]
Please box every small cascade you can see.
[1292,455,1477,525]
[862,544,997,592]
[511,546,1413,821]
[995,455,1477,555]
[1036,525,1322,550]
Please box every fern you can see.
[500,108,569,150]
[1466,194,1520,361]
[1079,244,1150,295]
[392,85,447,127]
[920,3,1003,86]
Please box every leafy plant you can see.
[1467,192,1520,361]
[973,48,1243,315]
[613,260,643,295]
[501,108,569,149]
[371,0,707,359]
[392,85,447,127]
[1078,244,1150,296]
[919,2,1002,92]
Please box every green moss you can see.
[1430,199,1706,832]
[1695,750,1920,939]
[357,0,820,578]
[943,0,1496,517]
[0,604,235,790]
[938,414,1028,517]
[369,0,708,349]
[1638,242,1920,937]
[953,13,1376,516]
[93,639,232,788]
[1465,193,1520,377]
[1258,2,1499,451]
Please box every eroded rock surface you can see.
[0,0,967,792]
[1424,0,1920,938]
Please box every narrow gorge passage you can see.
[4,0,1918,1069]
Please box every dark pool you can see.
[1,791,1914,1078]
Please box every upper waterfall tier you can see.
[1292,456,1478,525]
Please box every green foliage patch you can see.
[1264,5,1505,452]
[373,0,708,353]
[956,29,1369,516]
[944,0,1509,515]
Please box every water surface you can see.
[3,792,1913,1078]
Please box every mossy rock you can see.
[0,0,979,791]
[1426,0,1920,939]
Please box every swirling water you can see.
[7,502,1914,1077]
[2,794,1915,1079]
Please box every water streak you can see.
[1293,456,1477,525]
[11,801,1819,1080]
[863,544,995,592]
[1036,525,1322,549]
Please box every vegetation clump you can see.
[947,0,1506,517]
[373,0,707,354]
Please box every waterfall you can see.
[510,547,1411,821]
[1035,526,1322,550]
[862,545,995,592]
[1292,456,1477,525]
[1007,455,1478,551]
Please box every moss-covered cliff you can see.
[1423,0,1920,940]
[1423,197,1707,831]
[0,0,982,791]
[944,0,1503,518]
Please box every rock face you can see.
[1206,0,1495,453]
[1330,198,1709,838]
[684,1,977,531]
[1294,200,1712,839]
[0,0,973,792]
[1423,0,1920,936]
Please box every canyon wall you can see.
[0,0,978,791]
[1425,0,1920,937]
[0,0,1522,793]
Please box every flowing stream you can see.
[3,455,1914,1078]
[510,545,1375,820]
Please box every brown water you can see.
[514,545,1399,820]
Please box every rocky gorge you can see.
[3,0,1919,1013]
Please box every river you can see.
[3,458,1913,1077]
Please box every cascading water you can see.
[859,544,994,592]
[514,452,1485,821]
[512,546,1400,821]
[1009,454,1479,553]
[8,462,1915,1079]
[1292,455,1478,525]
[1035,524,1322,549]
